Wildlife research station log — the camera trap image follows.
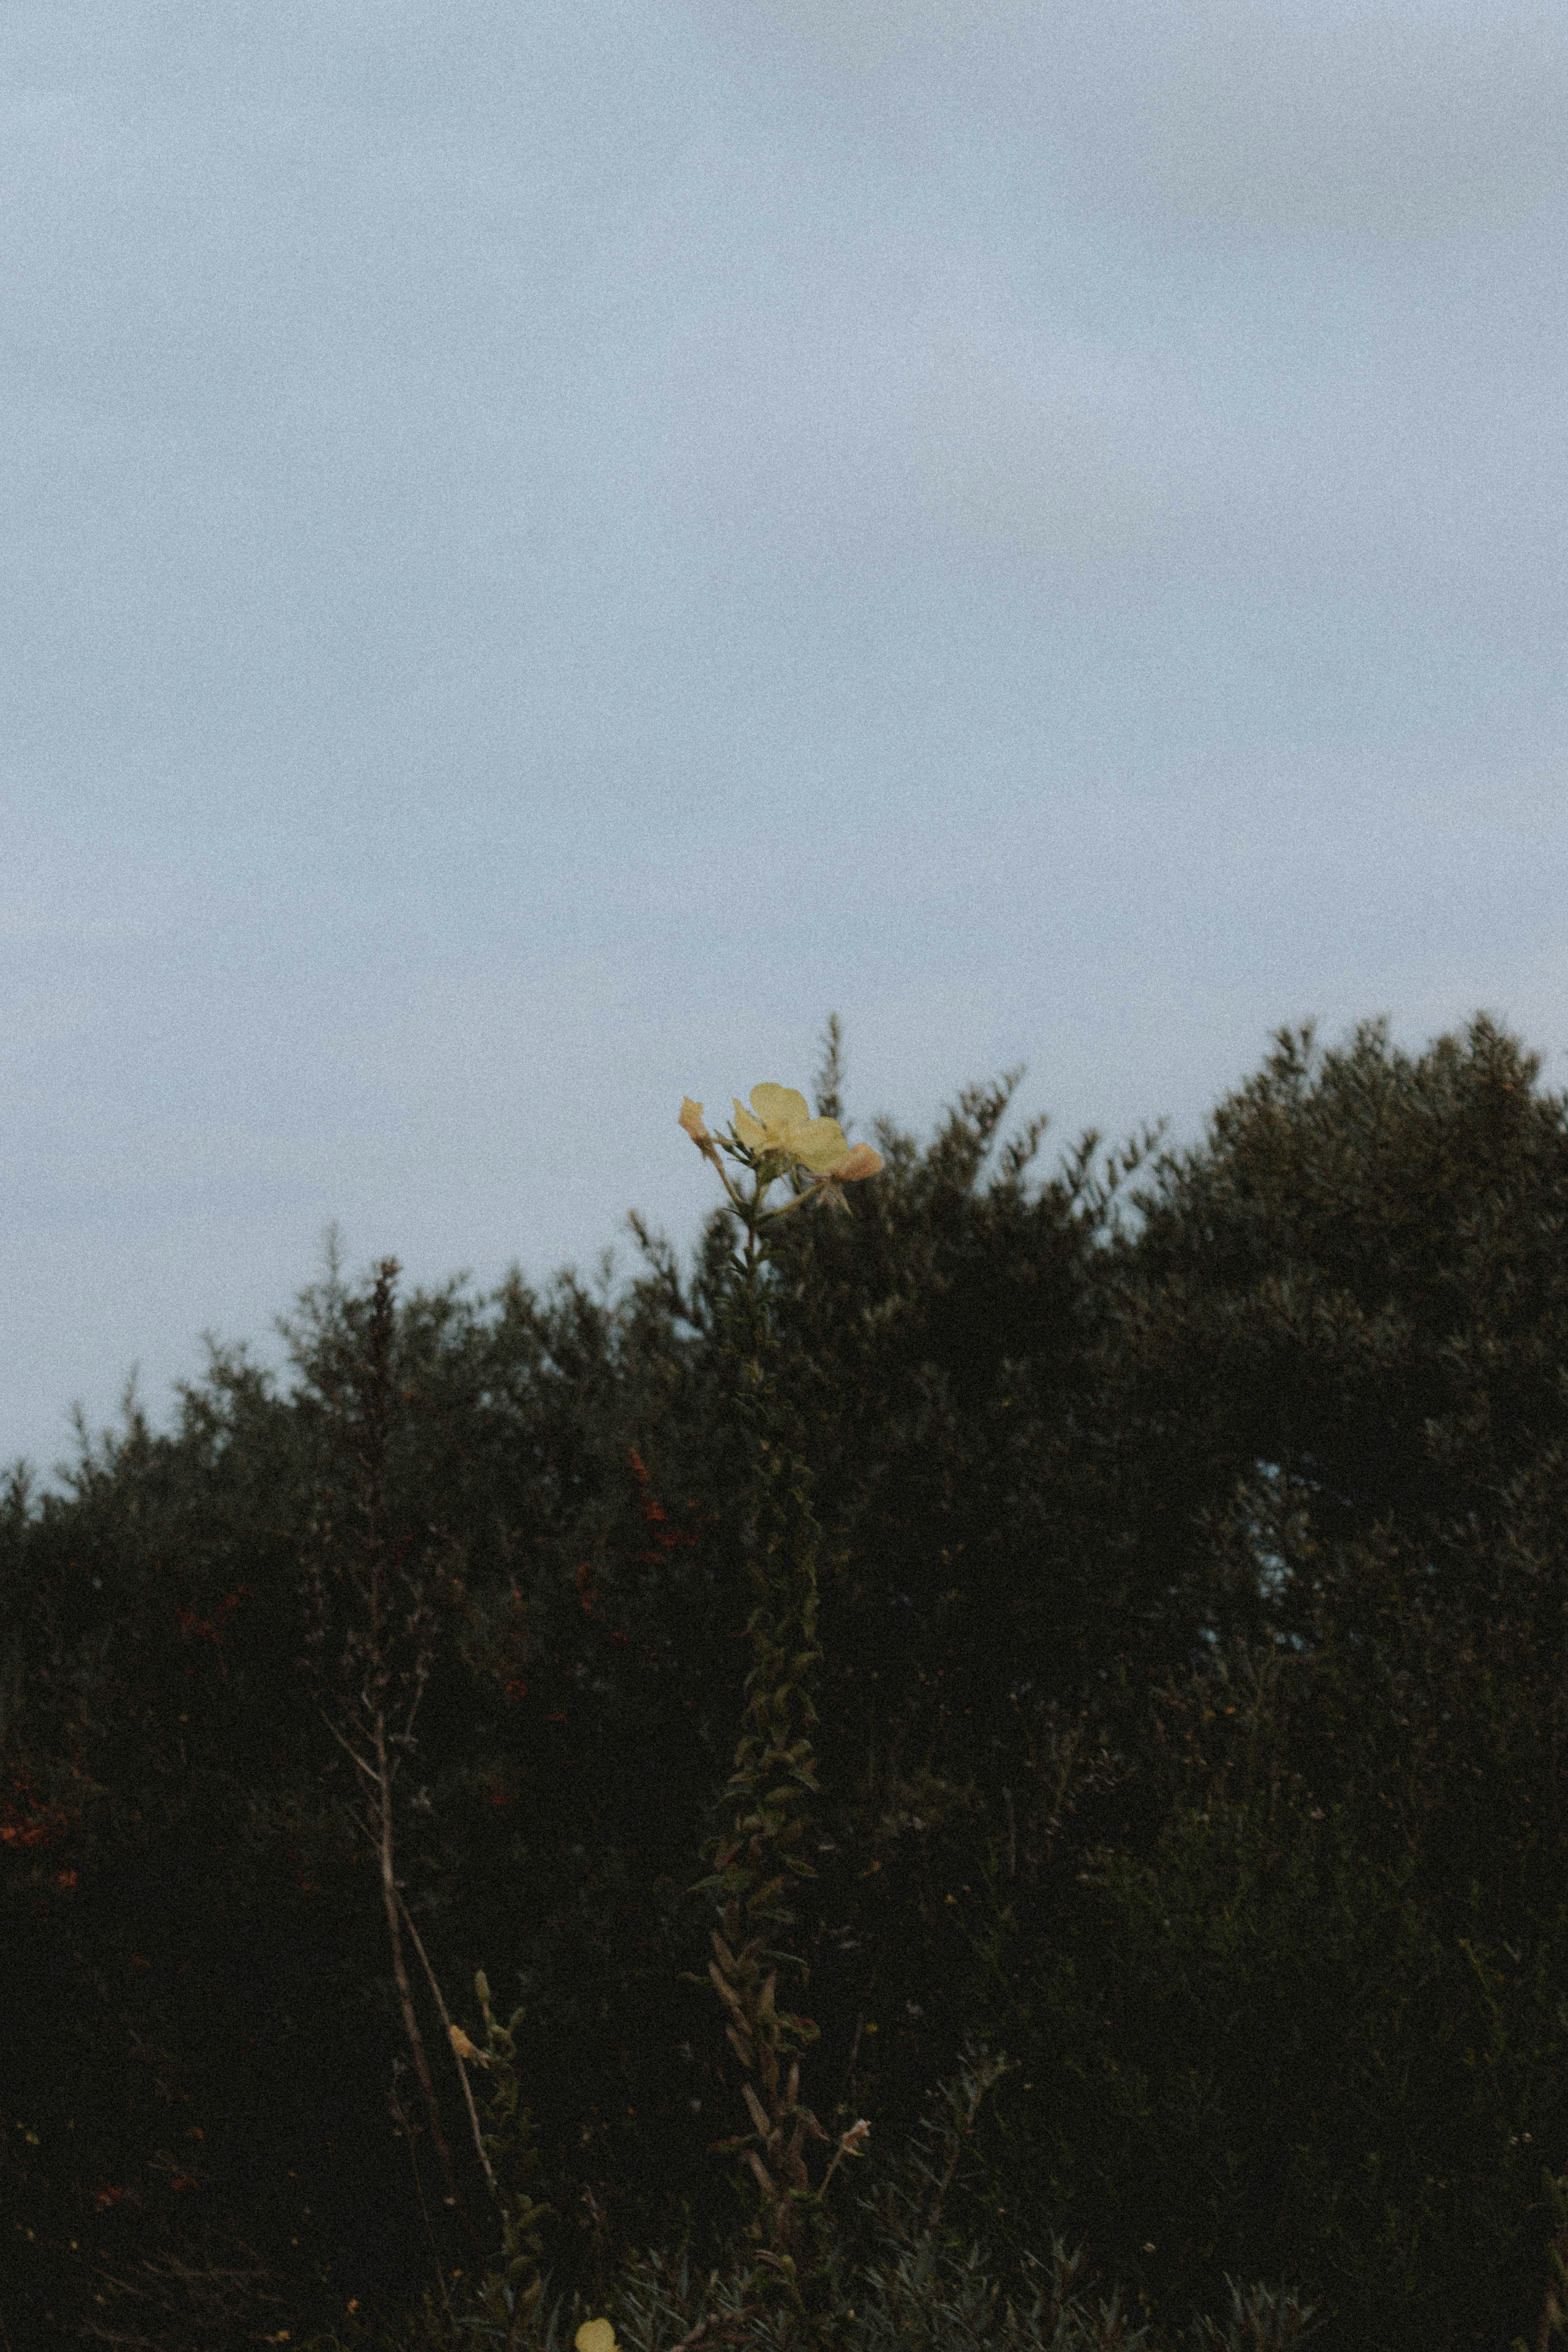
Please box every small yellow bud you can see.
[679,1097,715,1152]
[575,2322,618,2352]
[449,2024,487,2064]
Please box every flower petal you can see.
[575,2324,618,2352]
[749,1083,811,1137]
[786,1117,851,1173]
[733,1100,768,1150]
[678,1098,711,1145]
[830,1143,883,1181]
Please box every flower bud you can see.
[679,1098,720,1162]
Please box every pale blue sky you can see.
[5,0,1566,1477]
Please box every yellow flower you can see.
[448,2024,488,2065]
[731,1083,850,1176]
[575,2323,618,2352]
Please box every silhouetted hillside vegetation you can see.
[5,1013,1568,2352]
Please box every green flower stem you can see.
[677,1091,878,2303]
[697,1165,835,2274]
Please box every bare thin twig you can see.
[335,1790,498,2200]
[397,1887,499,2199]
[299,1259,480,2252]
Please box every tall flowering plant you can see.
[679,1085,880,2298]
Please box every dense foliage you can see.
[5,1013,1568,2351]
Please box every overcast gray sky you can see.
[5,0,1566,1479]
